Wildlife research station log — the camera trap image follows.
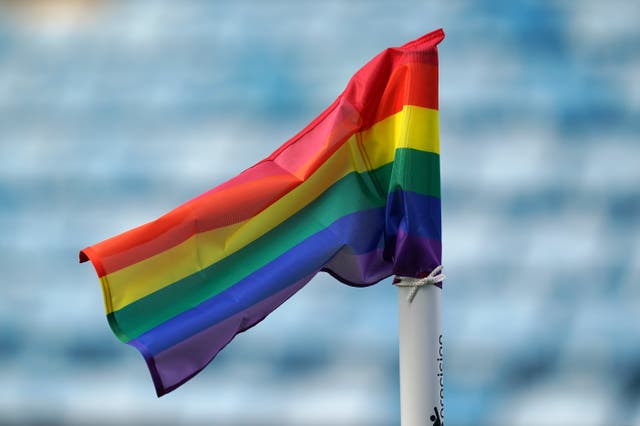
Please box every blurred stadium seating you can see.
[0,1,638,425]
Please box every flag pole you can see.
[395,267,444,426]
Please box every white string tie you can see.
[394,265,445,303]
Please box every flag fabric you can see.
[80,28,444,396]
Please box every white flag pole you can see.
[395,266,445,426]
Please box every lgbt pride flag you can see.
[80,28,444,396]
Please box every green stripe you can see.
[390,146,441,194]
[109,148,440,341]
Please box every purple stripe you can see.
[323,231,442,287]
[133,233,442,396]
[132,202,440,358]
[131,274,315,396]
[127,191,441,395]
[323,248,391,286]
[391,226,442,277]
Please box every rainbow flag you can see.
[80,29,444,396]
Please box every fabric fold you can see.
[80,28,445,396]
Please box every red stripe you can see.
[203,61,437,197]
[80,30,444,276]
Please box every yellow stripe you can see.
[104,105,439,313]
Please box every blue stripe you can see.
[133,191,440,355]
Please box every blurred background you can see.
[0,0,638,425]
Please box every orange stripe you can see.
[81,60,439,275]
[99,106,439,311]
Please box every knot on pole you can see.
[394,265,445,303]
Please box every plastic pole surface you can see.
[398,281,443,426]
